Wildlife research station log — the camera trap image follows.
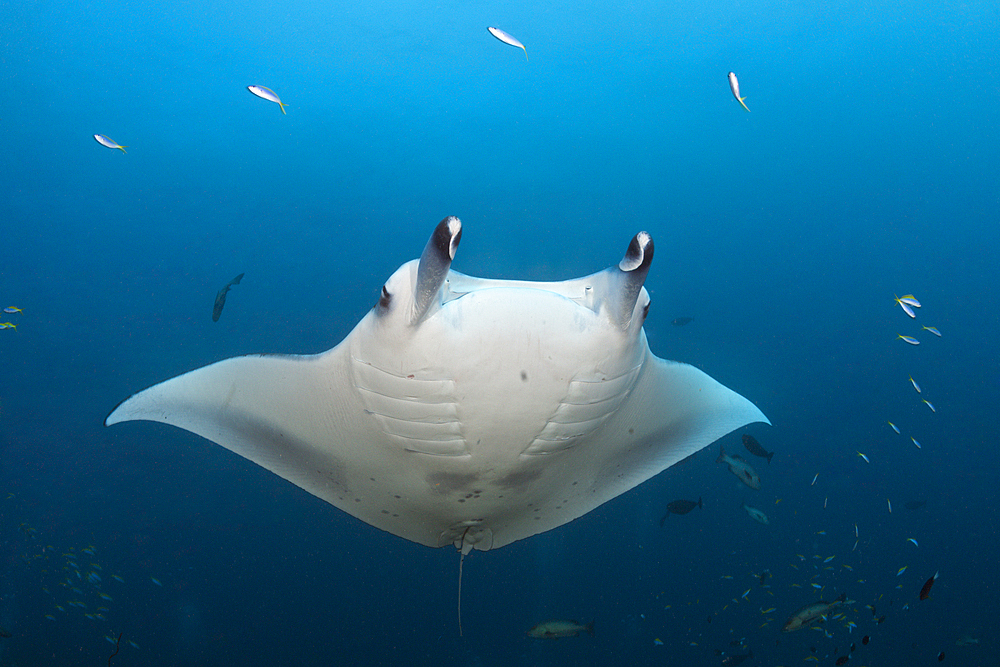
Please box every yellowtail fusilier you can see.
[488,27,528,60]
[94,134,127,153]
[247,85,287,114]
[728,72,750,112]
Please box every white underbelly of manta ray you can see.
[106,216,769,556]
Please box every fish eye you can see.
[378,285,392,309]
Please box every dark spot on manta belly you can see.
[520,371,528,381]
[426,471,481,494]
[495,468,543,490]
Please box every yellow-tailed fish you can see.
[894,294,916,318]
[909,376,921,392]
[856,451,870,463]
[3,307,22,313]
[923,399,936,412]
[898,335,920,345]
[488,27,528,60]
[728,72,750,112]
[922,326,942,336]
[907,537,918,547]
[247,85,287,114]
[811,473,818,486]
[887,498,893,512]
[94,134,127,153]
[855,523,859,537]
[911,437,921,449]
[888,421,900,434]
[897,566,907,575]
[899,294,921,308]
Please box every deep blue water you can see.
[2,0,998,664]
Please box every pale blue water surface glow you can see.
[1,0,998,664]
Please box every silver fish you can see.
[728,72,750,112]
[742,503,769,525]
[94,134,127,153]
[247,85,287,114]
[527,619,594,639]
[717,445,761,489]
[782,593,846,632]
[488,27,528,60]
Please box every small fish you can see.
[151,577,162,586]
[3,307,21,313]
[888,421,900,434]
[919,571,938,600]
[527,619,594,639]
[45,614,56,621]
[213,273,245,322]
[897,566,907,576]
[98,593,113,601]
[717,446,761,489]
[923,400,936,412]
[823,556,835,563]
[907,538,919,547]
[856,451,869,463]
[660,497,703,525]
[782,593,847,632]
[823,496,828,509]
[811,473,819,486]
[721,651,754,666]
[111,574,125,583]
[909,376,921,392]
[94,134,127,153]
[815,530,826,535]
[911,437,922,449]
[728,72,750,112]
[0,322,17,331]
[488,27,528,60]
[898,335,920,345]
[938,651,945,661]
[247,85,287,114]
[922,326,942,337]
[854,523,859,537]
[895,295,916,318]
[742,434,775,463]
[862,635,870,645]
[128,640,140,649]
[810,583,823,589]
[742,503,769,525]
[742,588,751,599]
[843,564,853,571]
[653,638,663,646]
[761,607,776,614]
[835,656,850,666]
[899,294,922,308]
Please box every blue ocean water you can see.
[2,0,998,663]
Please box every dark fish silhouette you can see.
[904,500,927,510]
[671,317,694,326]
[920,571,939,600]
[660,497,703,525]
[836,656,850,666]
[742,434,774,464]
[212,273,245,322]
[721,651,753,666]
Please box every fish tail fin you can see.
[118,146,128,154]
[697,496,703,509]
[279,101,287,115]
[716,444,726,463]
[523,47,528,62]
[767,451,774,464]
[584,621,595,636]
[739,97,750,112]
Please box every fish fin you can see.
[738,97,750,112]
[117,146,128,154]
[523,47,528,62]
[279,101,287,115]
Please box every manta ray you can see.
[106,215,767,562]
